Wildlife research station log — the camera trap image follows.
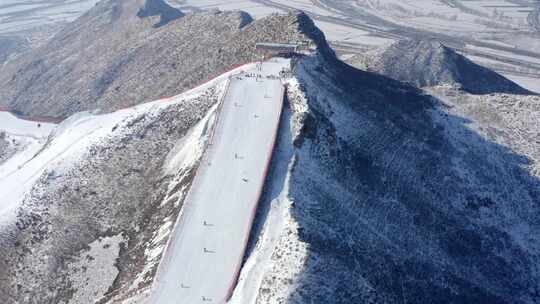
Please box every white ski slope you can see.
[151,58,290,304]
[0,112,56,139]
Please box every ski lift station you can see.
[255,41,311,57]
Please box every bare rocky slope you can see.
[0,0,315,119]
[348,39,533,95]
[0,137,13,164]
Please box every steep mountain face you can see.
[239,47,540,303]
[348,39,532,95]
[0,0,322,119]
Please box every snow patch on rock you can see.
[68,234,125,304]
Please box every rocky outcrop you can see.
[0,137,13,164]
[136,0,184,27]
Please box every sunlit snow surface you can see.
[0,112,57,214]
[0,112,55,138]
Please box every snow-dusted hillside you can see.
[0,0,100,34]
[0,76,230,303]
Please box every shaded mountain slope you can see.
[242,47,540,303]
[349,39,532,95]
[136,0,184,27]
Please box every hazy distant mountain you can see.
[349,39,532,95]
